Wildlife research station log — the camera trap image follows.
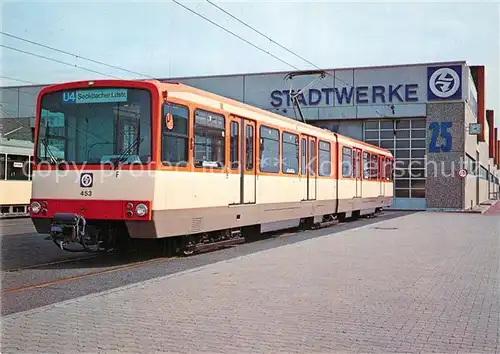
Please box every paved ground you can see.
[484,200,500,215]
[2,211,499,353]
[1,211,408,316]
[1,218,86,271]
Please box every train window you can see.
[194,109,226,168]
[342,147,352,178]
[385,159,393,181]
[353,150,362,178]
[363,152,370,179]
[162,103,189,166]
[282,132,298,174]
[301,138,306,175]
[371,155,378,179]
[309,139,316,176]
[0,154,5,180]
[259,125,280,173]
[318,141,331,176]
[230,121,239,170]
[245,125,254,171]
[6,154,29,181]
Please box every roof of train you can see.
[36,79,393,157]
[0,138,34,155]
[157,81,392,157]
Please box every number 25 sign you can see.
[428,122,452,153]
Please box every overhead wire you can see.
[0,44,121,79]
[202,0,354,89]
[0,75,37,85]
[0,32,156,80]
[205,0,319,70]
[170,0,301,71]
[2,1,357,112]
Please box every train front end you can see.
[30,80,160,252]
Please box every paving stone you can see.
[1,211,499,353]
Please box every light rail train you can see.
[29,79,394,254]
[0,138,33,218]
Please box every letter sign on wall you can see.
[428,122,453,152]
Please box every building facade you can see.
[1,60,499,210]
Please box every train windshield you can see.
[36,87,152,165]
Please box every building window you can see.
[466,154,476,175]
[282,132,298,174]
[318,140,331,176]
[194,109,225,168]
[342,147,352,178]
[480,166,488,180]
[161,103,189,166]
[260,125,279,173]
[230,121,239,170]
[364,118,426,198]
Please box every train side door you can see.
[229,116,242,205]
[308,136,317,200]
[300,137,308,201]
[354,148,362,198]
[229,115,256,205]
[242,119,256,203]
[379,156,385,196]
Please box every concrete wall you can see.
[426,102,465,209]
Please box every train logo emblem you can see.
[80,173,93,188]
[427,65,462,100]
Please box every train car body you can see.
[29,79,393,253]
[0,138,34,218]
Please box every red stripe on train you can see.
[29,199,151,220]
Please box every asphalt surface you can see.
[1,211,412,316]
[1,218,89,271]
[3,210,499,353]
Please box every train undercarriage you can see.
[47,208,383,255]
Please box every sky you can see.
[0,0,499,126]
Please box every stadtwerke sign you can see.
[270,84,419,108]
[268,64,464,108]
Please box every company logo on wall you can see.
[427,65,462,101]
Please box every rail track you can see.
[2,256,169,295]
[1,212,385,297]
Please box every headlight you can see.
[135,203,148,217]
[31,201,41,214]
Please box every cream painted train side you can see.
[30,79,393,254]
[0,138,34,218]
[135,82,394,240]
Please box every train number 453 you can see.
[429,122,452,153]
[80,190,92,197]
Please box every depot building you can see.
[161,61,499,210]
[0,60,499,211]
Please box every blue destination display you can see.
[270,84,419,107]
[63,89,128,104]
